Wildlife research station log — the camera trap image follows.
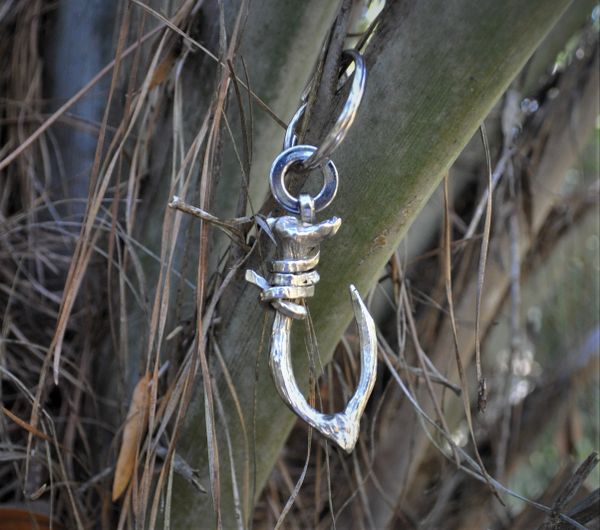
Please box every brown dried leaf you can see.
[0,506,64,530]
[112,373,151,501]
[149,47,179,90]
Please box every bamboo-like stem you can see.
[172,0,579,526]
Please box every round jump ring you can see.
[270,145,338,214]
[283,49,367,169]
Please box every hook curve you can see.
[269,284,377,453]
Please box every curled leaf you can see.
[112,373,151,501]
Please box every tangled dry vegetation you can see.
[0,1,598,529]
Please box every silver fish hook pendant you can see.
[246,143,377,453]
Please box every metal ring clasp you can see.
[284,49,367,169]
[270,145,338,214]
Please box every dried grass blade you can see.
[213,381,245,530]
[240,58,254,180]
[192,63,228,530]
[274,432,312,530]
[168,195,251,247]
[0,25,163,172]
[539,451,600,529]
[475,123,493,412]
[1,406,52,443]
[227,59,251,184]
[129,0,285,128]
[47,31,170,416]
[147,358,197,529]
[382,348,585,528]
[443,173,501,502]
[213,336,250,523]
[400,287,460,466]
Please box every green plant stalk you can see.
[172,0,575,526]
[360,47,600,529]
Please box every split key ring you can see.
[283,49,367,170]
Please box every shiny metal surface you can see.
[246,213,377,452]
[269,285,376,452]
[269,145,338,215]
[283,102,307,151]
[271,251,320,273]
[246,48,375,452]
[284,49,367,169]
[299,193,316,224]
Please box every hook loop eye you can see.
[269,145,338,214]
[284,49,367,169]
